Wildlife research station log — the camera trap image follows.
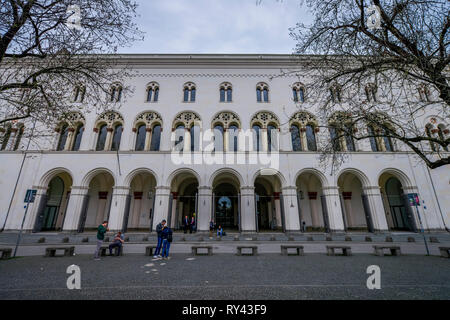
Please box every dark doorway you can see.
[214,183,239,230]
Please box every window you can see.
[110,84,123,102]
[253,125,262,151]
[291,125,302,151]
[96,124,108,151]
[150,125,161,151]
[306,125,317,151]
[329,126,341,151]
[418,85,431,102]
[135,124,146,151]
[292,83,305,103]
[256,83,269,102]
[344,124,355,151]
[367,126,381,151]
[183,83,196,102]
[329,84,342,103]
[73,85,85,103]
[382,128,394,152]
[111,124,123,151]
[365,84,377,102]
[1,127,11,150]
[13,126,24,151]
[190,125,200,151]
[229,125,239,152]
[213,125,224,152]
[146,82,159,102]
[175,125,185,151]
[267,125,277,152]
[72,124,84,151]
[220,83,232,102]
[57,124,69,151]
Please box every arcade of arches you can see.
[29,168,429,234]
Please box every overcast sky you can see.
[118,0,312,54]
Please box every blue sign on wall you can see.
[407,193,420,206]
[24,189,37,203]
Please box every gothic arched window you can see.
[306,124,317,151]
[146,82,159,102]
[213,124,224,152]
[111,124,123,151]
[72,124,84,151]
[253,125,262,151]
[110,83,123,102]
[229,125,239,152]
[135,124,146,151]
[256,83,269,103]
[365,83,377,102]
[96,124,108,151]
[150,125,161,151]
[292,83,305,103]
[367,125,381,152]
[190,125,200,151]
[183,82,196,102]
[175,125,185,151]
[291,124,302,151]
[220,83,232,102]
[57,124,69,151]
[267,124,277,152]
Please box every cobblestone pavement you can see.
[0,253,449,300]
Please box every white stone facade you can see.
[0,54,448,233]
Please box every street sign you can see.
[24,189,37,203]
[407,193,420,206]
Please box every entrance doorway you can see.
[214,183,239,229]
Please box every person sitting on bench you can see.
[217,225,224,237]
[109,232,124,256]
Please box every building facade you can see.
[0,54,449,234]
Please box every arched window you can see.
[213,124,224,152]
[329,84,342,103]
[72,124,84,151]
[253,125,262,151]
[383,128,394,152]
[367,125,381,151]
[146,82,159,102]
[292,83,305,103]
[175,125,185,151]
[13,126,24,151]
[150,125,161,151]
[305,124,317,151]
[329,126,341,151]
[190,125,200,151]
[256,83,269,102]
[57,124,69,151]
[183,82,196,102]
[110,83,123,102]
[111,124,123,151]
[344,124,355,151]
[1,126,11,151]
[220,83,232,102]
[267,125,277,152]
[96,124,108,151]
[135,124,146,151]
[73,85,85,103]
[229,125,239,152]
[365,84,377,102]
[418,85,431,102]
[291,125,302,151]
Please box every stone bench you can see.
[145,245,158,256]
[236,246,258,256]
[100,245,123,256]
[438,247,450,258]
[326,245,352,256]
[281,245,304,256]
[45,246,75,257]
[191,246,213,256]
[0,248,12,260]
[373,245,401,256]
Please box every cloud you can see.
[118,0,311,54]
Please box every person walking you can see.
[94,221,108,260]
[108,231,124,256]
[161,224,173,260]
[153,219,166,259]
[209,219,215,238]
[182,215,190,234]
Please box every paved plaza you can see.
[0,231,449,300]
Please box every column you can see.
[197,186,212,232]
[261,128,268,152]
[322,186,345,232]
[62,186,89,231]
[223,128,229,151]
[105,127,114,150]
[362,186,389,231]
[64,128,75,151]
[108,186,131,231]
[281,126,292,151]
[240,186,256,232]
[152,186,171,230]
[282,186,301,231]
[183,128,191,152]
[144,127,152,151]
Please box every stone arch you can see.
[124,168,159,187]
[377,168,414,189]
[95,110,124,129]
[81,168,116,188]
[172,111,202,129]
[209,167,245,187]
[293,168,329,187]
[290,111,318,127]
[134,111,163,128]
[39,167,74,187]
[252,168,287,189]
[211,111,241,129]
[250,111,280,129]
[336,168,371,187]
[166,167,201,187]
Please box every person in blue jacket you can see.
[161,224,173,260]
[153,219,166,258]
